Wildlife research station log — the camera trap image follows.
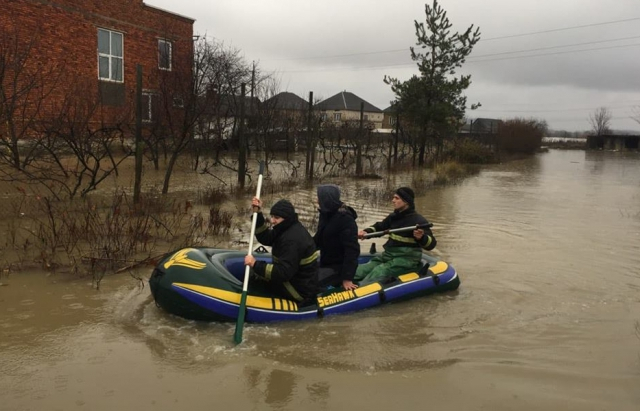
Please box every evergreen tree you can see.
[385,0,480,165]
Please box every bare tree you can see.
[0,21,130,199]
[589,107,612,136]
[0,23,64,172]
[143,35,262,194]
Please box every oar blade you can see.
[234,290,248,344]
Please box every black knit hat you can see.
[395,187,415,208]
[270,199,296,220]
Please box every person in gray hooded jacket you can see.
[313,184,360,291]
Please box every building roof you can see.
[144,3,195,22]
[264,92,308,110]
[460,118,502,133]
[315,91,382,113]
[383,104,399,113]
[199,93,261,116]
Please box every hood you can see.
[317,184,342,213]
[339,204,358,220]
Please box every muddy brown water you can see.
[1,149,639,410]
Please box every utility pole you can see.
[250,61,255,120]
[133,64,143,205]
[394,110,399,166]
[238,83,246,188]
[305,91,314,181]
[356,101,364,176]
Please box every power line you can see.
[469,35,640,59]
[541,116,636,123]
[468,42,640,64]
[275,42,640,73]
[475,104,640,113]
[471,99,640,107]
[266,17,640,62]
[482,17,640,41]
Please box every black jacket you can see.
[313,204,360,282]
[362,207,436,251]
[253,212,318,300]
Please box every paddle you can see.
[233,161,264,345]
[362,223,433,239]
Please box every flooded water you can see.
[1,149,639,410]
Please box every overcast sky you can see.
[148,0,640,132]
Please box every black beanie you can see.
[395,187,415,209]
[269,199,296,220]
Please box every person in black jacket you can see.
[313,184,360,291]
[354,187,436,285]
[244,198,319,304]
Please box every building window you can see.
[141,92,155,122]
[320,113,327,121]
[364,114,369,121]
[333,113,341,121]
[158,39,172,71]
[173,96,184,108]
[98,29,123,82]
[390,117,397,126]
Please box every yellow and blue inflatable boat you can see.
[149,247,460,322]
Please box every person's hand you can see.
[342,280,358,290]
[251,197,262,211]
[413,228,424,240]
[244,254,256,267]
[357,230,367,240]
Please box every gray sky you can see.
[148,0,640,132]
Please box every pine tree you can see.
[385,0,481,165]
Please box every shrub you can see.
[497,118,547,154]
[451,138,495,164]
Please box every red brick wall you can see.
[1,0,194,132]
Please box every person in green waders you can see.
[354,187,437,285]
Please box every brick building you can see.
[1,0,194,140]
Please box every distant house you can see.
[587,134,640,150]
[314,91,383,129]
[381,104,399,130]
[260,92,311,151]
[2,0,194,137]
[196,92,261,141]
[262,91,309,125]
[264,92,309,113]
[460,118,503,134]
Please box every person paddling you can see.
[354,187,436,285]
[244,198,318,304]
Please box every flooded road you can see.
[1,149,639,410]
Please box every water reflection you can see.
[2,149,640,411]
[244,368,298,407]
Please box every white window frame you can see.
[158,39,172,71]
[97,28,124,82]
[390,116,397,126]
[333,112,341,121]
[320,113,327,121]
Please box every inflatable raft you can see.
[149,247,460,322]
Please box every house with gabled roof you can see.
[264,92,309,112]
[382,104,399,130]
[314,91,383,129]
[195,92,261,141]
